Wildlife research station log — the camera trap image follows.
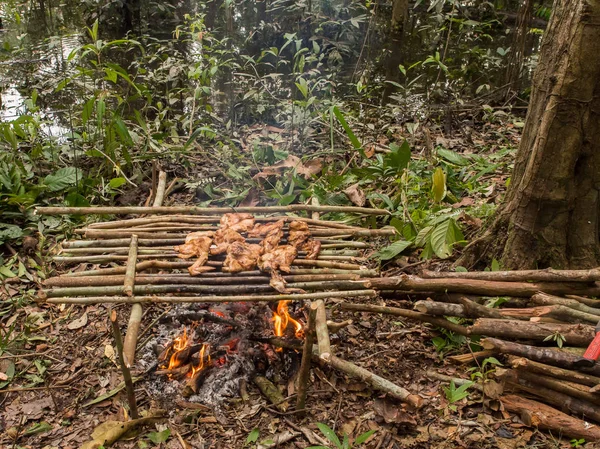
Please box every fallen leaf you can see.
[344,183,366,207]
[254,155,322,180]
[21,397,54,420]
[240,188,260,207]
[80,410,166,449]
[483,380,503,399]
[373,398,417,426]
[104,344,115,362]
[67,312,88,330]
[452,197,475,208]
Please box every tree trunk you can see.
[460,0,600,269]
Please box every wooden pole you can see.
[471,318,595,346]
[339,302,470,336]
[122,236,141,367]
[45,289,378,304]
[109,310,139,419]
[319,353,423,408]
[532,292,600,317]
[365,274,600,297]
[422,268,600,283]
[296,303,318,414]
[314,300,331,357]
[35,204,391,216]
[500,395,600,441]
[508,356,600,388]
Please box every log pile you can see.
[341,268,600,442]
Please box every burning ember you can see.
[272,300,304,342]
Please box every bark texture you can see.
[461,0,600,269]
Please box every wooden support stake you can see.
[122,235,141,367]
[296,303,318,414]
[315,300,331,357]
[123,235,139,297]
[109,310,139,419]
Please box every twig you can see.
[109,310,139,418]
[315,300,331,357]
[296,302,318,414]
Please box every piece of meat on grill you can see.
[260,226,284,254]
[174,231,214,260]
[288,220,311,248]
[302,239,322,260]
[222,241,262,273]
[258,245,298,273]
[188,259,216,276]
[210,228,245,255]
[220,213,255,233]
[248,219,285,237]
[269,270,305,294]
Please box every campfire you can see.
[146,298,305,402]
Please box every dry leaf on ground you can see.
[344,183,366,207]
[253,155,322,179]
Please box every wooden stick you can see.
[513,369,600,406]
[532,292,600,317]
[42,280,369,298]
[326,319,353,334]
[314,300,331,357]
[44,273,363,287]
[500,395,600,441]
[425,370,483,392]
[365,274,600,297]
[87,215,363,231]
[35,205,391,216]
[60,263,377,278]
[447,350,497,365]
[319,353,423,408]
[122,236,138,297]
[339,302,470,336]
[122,236,141,367]
[422,268,600,283]
[566,295,600,308]
[471,318,595,346]
[481,338,600,376]
[505,371,600,423]
[508,356,600,388]
[45,289,378,304]
[77,228,394,240]
[254,376,289,411]
[296,303,318,414]
[499,305,600,324]
[109,310,139,419]
[413,300,467,317]
[457,296,504,318]
[152,171,168,208]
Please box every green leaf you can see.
[24,421,52,435]
[0,361,15,388]
[332,106,365,158]
[432,167,447,203]
[387,140,411,173]
[109,177,127,189]
[43,167,80,192]
[430,219,463,259]
[316,423,342,449]
[96,99,105,128]
[437,148,470,166]
[147,429,171,444]
[455,266,468,272]
[65,192,90,207]
[0,265,17,278]
[374,240,412,261]
[82,377,140,407]
[113,118,133,146]
[491,259,501,271]
[247,428,260,444]
[355,429,376,445]
[82,97,96,126]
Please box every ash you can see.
[190,354,254,407]
[137,301,276,410]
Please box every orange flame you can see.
[190,343,211,377]
[167,328,189,370]
[272,301,304,342]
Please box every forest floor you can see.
[0,109,574,449]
